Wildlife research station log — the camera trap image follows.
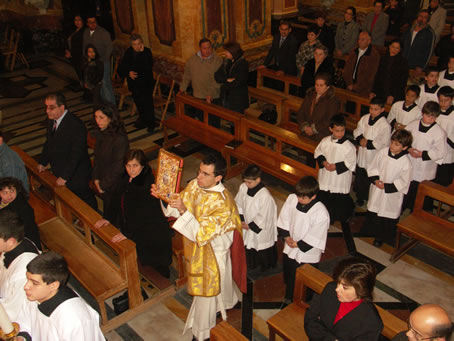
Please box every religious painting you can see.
[245,0,266,39]
[151,0,176,46]
[114,0,134,34]
[201,0,228,48]
[155,149,184,203]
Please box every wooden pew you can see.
[256,67,301,103]
[226,116,318,185]
[391,181,454,262]
[13,147,174,333]
[246,86,287,125]
[210,321,248,341]
[267,264,408,341]
[163,93,242,169]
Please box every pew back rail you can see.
[391,181,454,262]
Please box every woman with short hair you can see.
[305,258,384,341]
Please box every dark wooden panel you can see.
[285,0,296,8]
[114,0,134,34]
[151,0,176,46]
[249,0,262,24]
[206,0,223,36]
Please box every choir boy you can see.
[277,176,329,303]
[18,251,105,341]
[434,86,454,186]
[0,210,39,322]
[403,101,447,212]
[438,56,454,88]
[417,67,440,109]
[364,130,413,247]
[314,114,356,224]
[387,85,421,131]
[235,165,277,272]
[353,97,391,206]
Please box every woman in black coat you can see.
[215,42,249,114]
[92,103,129,227]
[305,258,383,341]
[300,45,334,97]
[65,15,85,86]
[370,40,409,105]
[0,177,41,249]
[96,150,172,278]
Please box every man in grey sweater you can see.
[83,15,115,105]
[179,38,222,124]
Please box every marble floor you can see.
[1,56,453,340]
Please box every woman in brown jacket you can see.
[297,73,340,142]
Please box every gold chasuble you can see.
[180,179,242,297]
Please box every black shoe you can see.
[356,199,364,207]
[373,239,383,247]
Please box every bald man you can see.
[392,304,452,341]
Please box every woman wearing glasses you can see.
[305,257,383,340]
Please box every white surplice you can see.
[235,183,277,250]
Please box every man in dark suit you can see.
[258,20,299,76]
[38,93,96,209]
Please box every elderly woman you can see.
[305,258,384,341]
[296,25,326,76]
[297,73,339,142]
[370,39,409,105]
[300,46,334,97]
[92,103,129,226]
[334,7,360,58]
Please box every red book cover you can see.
[155,149,184,202]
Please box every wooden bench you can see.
[163,93,243,175]
[391,181,454,262]
[246,86,287,125]
[267,264,408,341]
[13,147,174,333]
[226,116,318,185]
[210,321,248,341]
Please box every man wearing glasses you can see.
[152,153,245,341]
[38,93,96,209]
[392,304,452,341]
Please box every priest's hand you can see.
[170,194,187,215]
[375,180,384,189]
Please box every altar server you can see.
[235,165,277,272]
[0,210,39,322]
[353,97,391,206]
[417,67,440,109]
[18,251,105,341]
[403,101,447,211]
[437,56,454,89]
[434,86,454,186]
[277,176,330,303]
[314,114,356,224]
[387,85,421,131]
[364,130,413,247]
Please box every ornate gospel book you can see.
[155,149,184,202]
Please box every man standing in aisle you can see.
[152,153,246,341]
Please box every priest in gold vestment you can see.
[152,153,243,341]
